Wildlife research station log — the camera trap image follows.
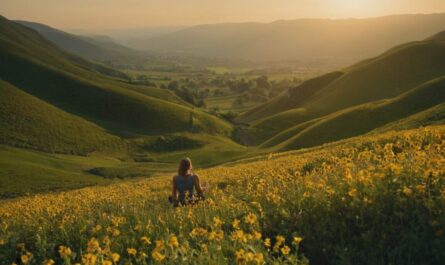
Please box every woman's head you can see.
[178,157,192,176]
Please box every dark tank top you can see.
[174,174,195,204]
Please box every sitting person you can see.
[169,157,205,207]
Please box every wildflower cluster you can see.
[0,126,444,264]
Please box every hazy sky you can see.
[2,0,445,30]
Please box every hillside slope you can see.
[372,102,445,133]
[131,13,445,62]
[0,16,232,138]
[1,126,444,264]
[17,20,144,63]
[263,76,445,150]
[243,32,445,123]
[0,80,125,155]
[238,31,445,144]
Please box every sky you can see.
[2,0,445,30]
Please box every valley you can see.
[1,15,445,198]
[0,6,444,264]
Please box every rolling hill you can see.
[0,80,125,155]
[16,20,145,63]
[0,16,233,141]
[129,13,445,62]
[262,76,445,150]
[371,102,445,133]
[0,16,243,197]
[238,31,445,144]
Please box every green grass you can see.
[372,102,445,133]
[241,36,445,126]
[240,71,343,122]
[0,132,250,197]
[238,34,445,145]
[0,80,125,155]
[0,145,118,198]
[151,134,249,167]
[205,94,257,113]
[266,76,445,151]
[0,16,233,139]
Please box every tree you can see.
[255,75,270,89]
[167,81,179,91]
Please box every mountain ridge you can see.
[129,13,445,62]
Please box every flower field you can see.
[0,126,444,265]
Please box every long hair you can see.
[178,157,192,176]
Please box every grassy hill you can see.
[243,32,445,122]
[241,71,343,122]
[262,76,445,150]
[16,20,145,63]
[0,80,125,155]
[0,16,233,138]
[1,126,443,264]
[130,13,445,62]
[239,31,445,144]
[372,102,445,133]
[0,145,115,198]
[0,132,248,198]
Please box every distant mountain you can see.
[67,26,186,44]
[0,16,232,154]
[130,13,445,62]
[16,20,145,62]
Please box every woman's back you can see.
[174,174,195,203]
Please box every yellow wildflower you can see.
[111,253,120,262]
[244,213,257,225]
[21,255,29,264]
[200,243,208,253]
[213,216,223,227]
[168,235,179,248]
[155,239,164,250]
[151,250,165,262]
[208,231,216,240]
[87,238,100,253]
[112,229,120,237]
[215,230,224,240]
[235,249,246,264]
[293,236,303,245]
[232,219,241,229]
[140,236,151,245]
[127,248,137,256]
[251,231,261,240]
[348,188,357,197]
[58,246,72,258]
[403,187,413,197]
[43,259,55,265]
[264,238,271,248]
[281,245,291,255]
[254,253,264,264]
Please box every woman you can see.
[169,157,205,207]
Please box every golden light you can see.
[335,0,375,11]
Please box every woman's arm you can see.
[194,174,205,195]
[171,177,178,201]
